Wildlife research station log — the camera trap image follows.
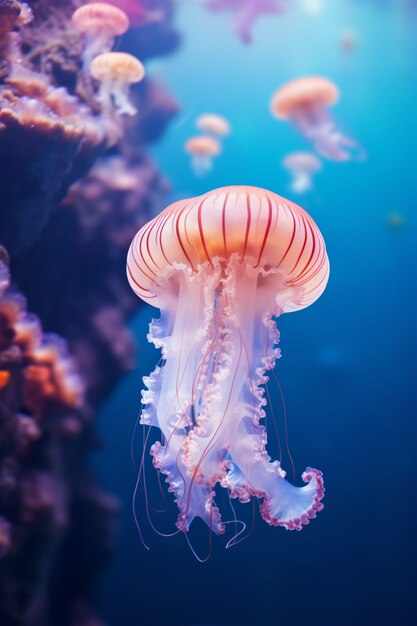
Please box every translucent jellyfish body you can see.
[283,151,321,194]
[271,76,357,161]
[127,185,328,549]
[72,3,129,69]
[185,135,221,176]
[89,52,145,116]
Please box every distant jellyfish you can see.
[283,152,321,194]
[196,113,231,139]
[206,0,288,45]
[185,136,221,176]
[387,211,405,231]
[127,185,328,552]
[271,76,357,161]
[90,0,163,28]
[340,28,358,53]
[72,3,129,69]
[89,51,145,116]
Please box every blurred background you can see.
[96,1,417,625]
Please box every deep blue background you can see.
[96,1,417,624]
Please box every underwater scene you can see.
[0,1,416,625]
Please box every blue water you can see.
[96,2,417,625]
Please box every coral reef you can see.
[0,0,124,253]
[0,259,118,626]
[0,0,179,624]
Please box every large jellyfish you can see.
[127,186,328,550]
[271,76,357,161]
[206,0,289,45]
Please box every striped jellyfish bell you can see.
[127,186,329,555]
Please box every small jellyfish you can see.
[206,0,288,45]
[127,185,328,552]
[387,211,405,231]
[283,152,321,194]
[340,28,358,54]
[95,0,164,27]
[196,113,231,139]
[185,136,221,176]
[89,51,145,116]
[271,76,357,161]
[72,2,129,69]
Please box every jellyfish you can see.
[387,211,406,230]
[206,0,288,45]
[185,136,221,176]
[271,76,357,161]
[283,152,321,194]
[89,51,145,116]
[196,113,231,139]
[127,185,328,550]
[90,0,163,28]
[72,3,129,70]
[340,28,358,54]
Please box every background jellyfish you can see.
[72,3,130,70]
[283,151,322,194]
[127,185,328,551]
[271,76,358,161]
[185,135,221,176]
[340,28,358,54]
[89,51,145,116]
[206,0,289,45]
[90,0,164,27]
[387,211,406,231]
[196,113,231,140]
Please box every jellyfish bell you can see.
[89,52,145,116]
[196,113,231,138]
[271,76,358,161]
[90,0,162,28]
[127,185,328,550]
[283,151,321,194]
[72,3,129,69]
[185,135,221,176]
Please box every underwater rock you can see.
[14,147,173,409]
[0,259,119,626]
[0,0,23,79]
